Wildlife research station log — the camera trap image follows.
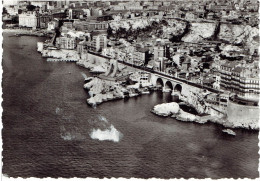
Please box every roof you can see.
[233,66,243,73]
[222,61,239,68]
[91,30,107,36]
[203,78,215,84]
[138,47,149,53]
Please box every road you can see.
[88,51,223,94]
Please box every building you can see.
[56,35,76,50]
[88,32,108,52]
[47,20,58,31]
[68,8,84,19]
[5,5,19,16]
[86,20,108,31]
[153,42,170,61]
[219,61,260,100]
[91,8,103,16]
[60,21,74,33]
[132,48,149,66]
[37,13,53,29]
[52,11,67,20]
[138,71,151,87]
[18,11,38,28]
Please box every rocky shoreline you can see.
[76,59,157,106]
[151,102,259,130]
[79,60,259,131]
[83,77,125,106]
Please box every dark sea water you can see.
[2,33,259,179]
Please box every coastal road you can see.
[88,51,223,94]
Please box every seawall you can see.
[226,100,259,129]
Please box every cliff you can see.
[84,77,125,106]
[108,19,258,54]
[108,18,187,41]
[182,22,216,43]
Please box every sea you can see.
[2,32,259,179]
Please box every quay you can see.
[47,58,78,62]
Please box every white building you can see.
[47,20,58,31]
[5,5,19,16]
[30,1,47,7]
[89,33,108,52]
[18,12,38,28]
[56,36,76,50]
[83,9,91,17]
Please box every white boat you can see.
[162,88,171,93]
[222,129,236,136]
[129,93,139,97]
[141,88,150,94]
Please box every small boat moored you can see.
[222,129,236,136]
[141,88,150,94]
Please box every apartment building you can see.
[219,61,260,100]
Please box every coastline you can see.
[151,102,259,131]
[77,60,259,131]
[36,40,259,131]
[3,28,52,37]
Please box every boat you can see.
[222,129,236,136]
[162,88,171,93]
[129,93,139,97]
[141,88,150,94]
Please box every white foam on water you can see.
[61,132,76,141]
[56,107,61,114]
[90,125,122,142]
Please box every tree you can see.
[11,16,19,24]
[26,5,36,11]
[3,7,8,15]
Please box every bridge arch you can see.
[174,84,182,93]
[156,78,164,88]
[164,80,174,92]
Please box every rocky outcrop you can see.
[219,24,245,43]
[179,90,210,115]
[182,22,216,43]
[218,24,259,55]
[162,19,188,41]
[84,77,127,106]
[151,102,206,123]
[108,19,258,54]
[108,18,188,41]
[152,102,180,116]
[219,44,244,59]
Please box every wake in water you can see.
[89,115,123,142]
[60,125,85,141]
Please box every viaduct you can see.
[87,51,222,96]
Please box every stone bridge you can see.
[86,51,220,96]
[150,74,202,97]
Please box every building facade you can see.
[219,61,260,100]
[19,12,38,28]
[56,36,76,50]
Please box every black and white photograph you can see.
[1,0,259,179]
